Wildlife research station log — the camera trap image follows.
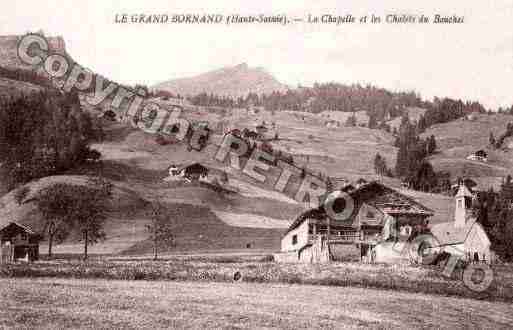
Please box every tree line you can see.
[175,83,512,132]
[389,114,449,192]
[0,89,103,190]
[474,175,513,261]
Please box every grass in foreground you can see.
[1,278,513,329]
[1,257,512,302]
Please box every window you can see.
[366,211,375,218]
[458,199,463,208]
[292,235,298,245]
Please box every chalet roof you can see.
[430,217,484,246]
[177,162,209,172]
[0,221,36,235]
[285,181,433,235]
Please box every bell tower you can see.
[455,183,472,228]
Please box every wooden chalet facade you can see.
[276,181,434,263]
[0,222,40,263]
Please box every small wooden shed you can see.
[0,222,40,263]
[179,163,209,181]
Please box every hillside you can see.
[0,34,67,70]
[0,77,44,98]
[388,106,427,130]
[422,113,513,190]
[1,34,480,256]
[153,63,288,97]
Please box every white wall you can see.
[281,220,309,252]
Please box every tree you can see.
[427,135,437,154]
[368,113,378,129]
[473,177,513,261]
[414,161,437,191]
[345,113,357,127]
[146,200,175,260]
[374,153,387,177]
[219,171,229,184]
[36,183,76,258]
[489,132,496,147]
[325,176,334,193]
[500,175,513,202]
[395,143,409,177]
[0,89,102,190]
[73,177,112,260]
[14,186,30,205]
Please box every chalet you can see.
[0,222,40,263]
[429,184,495,263]
[255,124,268,136]
[325,120,340,128]
[102,110,117,121]
[275,181,434,263]
[242,128,260,141]
[466,112,479,121]
[466,150,488,162]
[164,163,209,182]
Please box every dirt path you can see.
[1,278,512,329]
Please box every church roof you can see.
[456,184,473,198]
[430,216,478,246]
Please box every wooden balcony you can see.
[308,231,362,243]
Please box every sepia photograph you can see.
[0,1,512,329]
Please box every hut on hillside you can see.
[466,150,488,162]
[0,222,40,263]
[164,162,209,182]
[179,163,209,182]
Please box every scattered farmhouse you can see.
[466,112,479,121]
[466,150,488,162]
[325,120,340,128]
[242,128,261,141]
[429,184,496,263]
[101,109,117,121]
[164,162,209,182]
[0,222,40,263]
[275,181,434,263]
[255,123,268,138]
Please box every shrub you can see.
[14,186,30,204]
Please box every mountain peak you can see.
[234,62,249,70]
[154,63,288,97]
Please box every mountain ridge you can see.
[153,62,289,97]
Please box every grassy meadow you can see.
[2,277,513,329]
[1,257,512,302]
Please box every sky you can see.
[2,0,513,109]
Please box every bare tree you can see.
[146,199,175,260]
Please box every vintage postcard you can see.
[0,1,512,329]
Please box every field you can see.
[1,277,513,329]
[2,258,513,302]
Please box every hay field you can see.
[1,278,512,329]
